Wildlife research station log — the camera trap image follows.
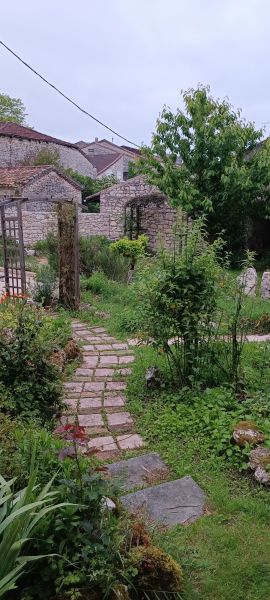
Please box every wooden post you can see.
[58,201,80,310]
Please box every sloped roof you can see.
[88,153,123,175]
[0,122,77,149]
[0,165,82,190]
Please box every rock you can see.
[24,248,35,256]
[248,447,270,485]
[261,271,270,299]
[254,466,270,485]
[145,366,161,388]
[107,453,168,491]
[120,476,205,526]
[101,497,116,512]
[129,545,182,594]
[233,421,265,447]
[237,267,257,296]
[248,447,270,470]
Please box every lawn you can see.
[79,275,270,600]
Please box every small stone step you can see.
[120,476,205,526]
[107,453,167,491]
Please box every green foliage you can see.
[0,301,63,422]
[32,265,57,307]
[84,272,114,297]
[36,233,130,282]
[0,92,28,124]
[65,170,118,203]
[136,219,223,385]
[0,467,67,597]
[21,148,61,167]
[19,471,123,599]
[111,235,148,267]
[135,85,270,256]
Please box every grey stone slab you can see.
[107,452,168,491]
[120,476,205,526]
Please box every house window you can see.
[123,171,129,181]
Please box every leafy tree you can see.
[135,85,270,257]
[0,92,27,124]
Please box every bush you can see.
[80,236,129,281]
[84,271,113,296]
[35,234,130,282]
[137,219,224,386]
[31,265,57,307]
[0,301,63,422]
[111,235,148,268]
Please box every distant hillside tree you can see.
[0,92,28,124]
[135,85,270,258]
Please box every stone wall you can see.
[0,175,178,250]
[96,155,126,180]
[0,136,96,177]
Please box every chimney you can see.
[95,137,98,142]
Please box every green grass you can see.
[124,344,270,600]
[76,272,270,600]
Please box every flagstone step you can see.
[120,476,205,527]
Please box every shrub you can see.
[84,272,115,296]
[35,234,130,282]
[19,471,123,599]
[0,301,63,422]
[111,235,148,268]
[80,236,129,281]
[137,219,223,386]
[31,265,57,307]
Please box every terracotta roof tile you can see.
[0,166,82,190]
[0,121,76,148]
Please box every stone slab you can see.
[88,436,117,452]
[107,452,167,491]
[120,476,205,526]
[117,434,145,451]
[107,411,133,432]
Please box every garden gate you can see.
[0,197,80,309]
[0,199,26,297]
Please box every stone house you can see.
[76,138,139,181]
[0,122,97,177]
[0,165,82,246]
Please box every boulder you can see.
[237,267,257,296]
[261,271,270,299]
[145,366,161,388]
[233,421,265,447]
[248,447,270,485]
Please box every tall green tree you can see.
[0,92,27,124]
[135,85,270,256]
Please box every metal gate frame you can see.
[0,199,26,297]
[0,196,80,308]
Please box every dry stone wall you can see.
[0,175,178,250]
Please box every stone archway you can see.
[124,194,175,250]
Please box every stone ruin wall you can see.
[0,176,178,249]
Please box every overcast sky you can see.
[0,0,269,147]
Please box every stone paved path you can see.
[61,320,144,459]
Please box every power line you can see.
[0,39,140,148]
